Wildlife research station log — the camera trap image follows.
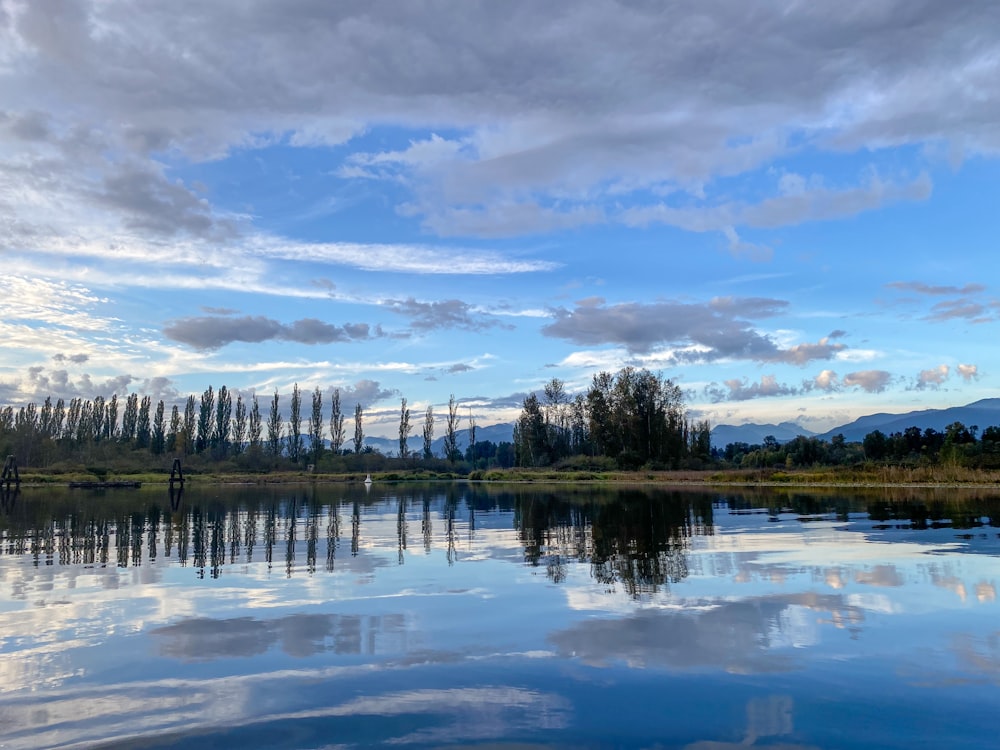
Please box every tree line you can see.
[8,366,993,475]
[721,421,1000,470]
[0,367,711,473]
[0,385,475,472]
[513,368,711,469]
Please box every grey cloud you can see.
[739,173,932,228]
[52,353,89,364]
[771,339,847,366]
[476,392,532,411]
[842,370,893,393]
[143,376,180,405]
[887,281,987,296]
[17,367,135,402]
[201,305,240,315]
[927,299,991,322]
[342,322,372,339]
[5,2,998,239]
[705,375,800,403]
[94,165,237,239]
[542,298,844,363]
[311,278,336,292]
[1,110,51,141]
[886,280,997,323]
[338,379,397,409]
[624,174,932,236]
[708,296,787,318]
[163,315,379,350]
[386,298,503,332]
[446,364,473,374]
[421,201,606,238]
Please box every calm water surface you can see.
[0,482,998,749]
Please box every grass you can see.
[8,463,1000,488]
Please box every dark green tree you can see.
[398,397,411,459]
[121,393,139,444]
[422,405,434,460]
[181,395,197,455]
[150,400,166,454]
[288,383,303,463]
[214,385,232,456]
[266,390,283,456]
[105,394,119,441]
[167,404,181,453]
[248,395,263,453]
[443,394,460,462]
[135,396,151,449]
[232,394,247,456]
[329,388,346,455]
[353,403,364,454]
[196,386,214,454]
[309,387,324,463]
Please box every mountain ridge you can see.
[711,398,1000,447]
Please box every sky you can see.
[1,0,999,438]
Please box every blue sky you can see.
[1,1,998,438]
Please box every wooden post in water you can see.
[169,458,185,485]
[1,455,19,489]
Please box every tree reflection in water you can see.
[0,483,997,591]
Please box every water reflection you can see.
[1,483,999,749]
[151,612,408,659]
[1,483,998,587]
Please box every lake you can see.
[1,482,998,749]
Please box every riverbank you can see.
[8,464,1000,489]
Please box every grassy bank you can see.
[8,463,1000,488]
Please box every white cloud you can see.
[957,364,979,382]
[916,364,949,389]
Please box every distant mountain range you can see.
[362,398,1000,454]
[363,422,515,456]
[711,398,1000,447]
[709,422,816,448]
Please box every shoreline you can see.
[7,470,1000,492]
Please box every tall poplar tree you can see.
[443,394,461,462]
[309,387,324,463]
[105,394,119,441]
[329,388,345,455]
[232,394,247,456]
[167,404,181,453]
[288,383,302,463]
[215,385,232,456]
[266,390,283,456]
[353,403,364,454]
[121,393,139,444]
[248,395,263,453]
[181,395,197,455]
[91,396,105,443]
[150,400,166,454]
[196,386,214,454]
[136,396,152,449]
[398,398,411,459]
[422,405,434,460]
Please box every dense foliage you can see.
[721,422,1000,470]
[513,369,711,470]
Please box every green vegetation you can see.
[2,367,1000,487]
